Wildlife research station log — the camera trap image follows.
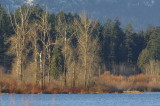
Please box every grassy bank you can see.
[0,72,160,94]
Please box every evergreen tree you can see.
[51,46,64,79]
[102,19,112,64]
[125,24,134,63]
[0,4,13,70]
[108,17,125,63]
[147,27,160,60]
[138,27,160,72]
[29,4,43,22]
[132,32,145,63]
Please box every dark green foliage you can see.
[0,4,13,70]
[125,24,134,63]
[29,4,43,22]
[112,18,126,63]
[124,24,145,64]
[102,19,112,64]
[131,33,145,63]
[147,27,160,60]
[137,27,160,71]
[51,46,64,79]
[102,18,126,64]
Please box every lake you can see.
[0,93,160,106]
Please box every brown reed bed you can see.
[1,72,160,94]
[94,72,160,93]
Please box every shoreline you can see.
[0,91,150,95]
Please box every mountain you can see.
[1,0,160,30]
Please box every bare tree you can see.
[67,47,79,88]
[55,14,73,87]
[75,12,101,88]
[28,23,40,83]
[37,10,53,89]
[8,6,31,81]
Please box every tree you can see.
[137,48,150,71]
[147,27,160,60]
[8,5,31,80]
[102,19,112,65]
[125,24,134,63]
[112,17,126,63]
[76,12,101,88]
[138,27,160,73]
[55,11,75,86]
[104,18,125,64]
[131,32,145,64]
[37,9,52,88]
[0,4,13,70]
[51,46,64,79]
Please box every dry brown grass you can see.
[1,71,160,94]
[94,72,131,93]
[94,72,160,93]
[0,74,88,94]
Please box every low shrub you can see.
[95,72,160,93]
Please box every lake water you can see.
[0,93,160,106]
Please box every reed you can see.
[1,71,160,94]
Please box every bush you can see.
[95,72,160,93]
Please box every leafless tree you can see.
[75,12,101,88]
[28,23,40,83]
[8,6,31,81]
[37,10,53,89]
[55,14,73,87]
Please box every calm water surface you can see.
[0,93,160,106]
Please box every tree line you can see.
[0,4,160,88]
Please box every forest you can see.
[0,4,160,94]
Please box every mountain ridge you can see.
[1,0,160,30]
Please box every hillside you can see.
[1,0,160,30]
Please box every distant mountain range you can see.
[1,0,160,30]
